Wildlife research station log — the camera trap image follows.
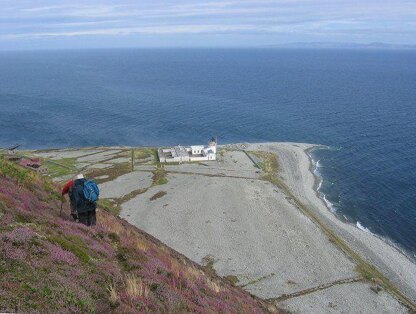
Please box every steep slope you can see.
[0,158,279,313]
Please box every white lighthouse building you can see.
[158,138,217,163]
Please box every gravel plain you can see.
[119,144,413,312]
[278,281,407,313]
[34,144,415,312]
[122,173,357,299]
[100,171,153,198]
[245,142,416,306]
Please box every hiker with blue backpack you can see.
[61,174,99,226]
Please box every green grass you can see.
[97,199,120,215]
[135,148,158,161]
[0,157,36,187]
[151,168,168,186]
[224,275,239,286]
[48,235,90,264]
[86,163,131,184]
[15,212,32,224]
[42,178,63,201]
[0,157,62,200]
[249,151,279,176]
[1,258,95,313]
[45,158,77,178]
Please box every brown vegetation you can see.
[150,191,167,201]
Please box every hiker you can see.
[61,174,99,226]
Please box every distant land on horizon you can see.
[271,42,416,50]
[2,42,416,52]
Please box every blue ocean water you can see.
[0,48,415,255]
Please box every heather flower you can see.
[0,172,273,313]
[87,240,114,257]
[2,227,36,244]
[2,245,26,260]
[97,261,122,279]
[46,242,79,266]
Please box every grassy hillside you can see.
[0,157,279,313]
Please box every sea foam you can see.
[356,221,372,234]
[309,151,337,213]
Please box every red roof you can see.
[19,158,42,167]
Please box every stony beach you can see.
[33,143,416,312]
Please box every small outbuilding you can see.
[19,158,48,174]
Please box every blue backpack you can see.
[82,180,100,203]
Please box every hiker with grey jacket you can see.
[62,174,99,226]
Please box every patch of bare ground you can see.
[99,188,148,215]
[86,163,132,184]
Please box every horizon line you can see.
[2,42,416,53]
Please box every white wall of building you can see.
[159,139,217,163]
[191,145,204,155]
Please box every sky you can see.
[1,0,416,50]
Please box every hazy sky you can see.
[1,0,416,50]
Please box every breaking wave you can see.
[309,149,338,213]
[356,221,372,234]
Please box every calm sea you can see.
[1,48,415,256]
